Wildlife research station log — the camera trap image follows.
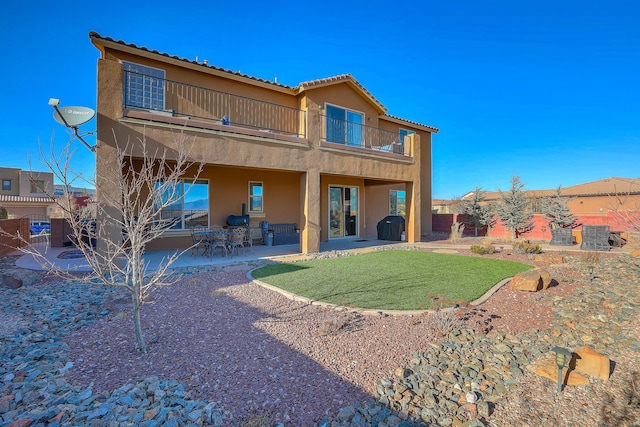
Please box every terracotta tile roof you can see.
[383,114,440,133]
[298,74,386,112]
[89,32,293,90]
[0,195,53,203]
[467,177,640,201]
[90,32,439,133]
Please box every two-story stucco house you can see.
[0,167,54,219]
[90,32,438,253]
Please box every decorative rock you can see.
[465,392,477,404]
[530,353,590,386]
[573,346,610,381]
[1,268,39,289]
[537,268,553,290]
[510,270,543,292]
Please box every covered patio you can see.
[15,238,408,272]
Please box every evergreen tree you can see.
[460,186,495,236]
[496,175,535,239]
[541,186,579,229]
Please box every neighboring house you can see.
[465,177,640,217]
[0,167,54,219]
[90,33,438,253]
[433,177,640,239]
[54,185,96,197]
[432,198,462,214]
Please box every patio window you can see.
[2,179,10,191]
[123,62,166,111]
[249,182,263,213]
[390,190,406,217]
[325,104,364,146]
[154,179,209,229]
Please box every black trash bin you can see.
[376,216,405,241]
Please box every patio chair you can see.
[242,226,254,253]
[209,226,228,257]
[550,228,574,246]
[190,227,210,257]
[228,227,246,257]
[580,225,611,251]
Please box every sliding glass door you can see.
[329,186,358,238]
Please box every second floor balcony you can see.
[123,70,412,157]
[124,70,306,139]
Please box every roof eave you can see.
[89,33,296,96]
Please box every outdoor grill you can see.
[226,203,250,227]
[377,215,405,241]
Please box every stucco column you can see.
[406,181,421,243]
[300,169,321,253]
[95,58,124,255]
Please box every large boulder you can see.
[0,268,39,289]
[572,346,610,381]
[510,268,551,292]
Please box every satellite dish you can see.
[53,106,95,127]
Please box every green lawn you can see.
[251,250,532,310]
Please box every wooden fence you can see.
[0,218,30,257]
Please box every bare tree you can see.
[10,130,203,353]
[608,185,640,253]
[496,175,535,240]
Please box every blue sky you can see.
[2,0,638,199]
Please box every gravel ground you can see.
[60,248,638,426]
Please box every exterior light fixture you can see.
[551,346,572,392]
[500,245,504,253]
[587,265,595,283]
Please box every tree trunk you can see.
[132,294,147,353]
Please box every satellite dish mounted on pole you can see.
[48,98,96,153]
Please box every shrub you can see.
[470,244,496,255]
[450,222,465,243]
[513,240,542,254]
[428,309,466,337]
[0,205,7,219]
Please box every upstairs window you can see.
[123,62,166,111]
[2,179,10,191]
[390,190,406,217]
[325,104,364,147]
[30,180,45,194]
[249,182,263,213]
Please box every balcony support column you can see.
[405,180,421,243]
[300,169,321,254]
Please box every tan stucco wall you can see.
[365,183,406,238]
[567,195,640,215]
[0,168,21,195]
[19,171,54,197]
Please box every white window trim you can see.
[248,181,264,213]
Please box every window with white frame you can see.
[154,179,209,229]
[325,104,364,146]
[123,62,166,111]
[390,190,406,217]
[249,182,263,213]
